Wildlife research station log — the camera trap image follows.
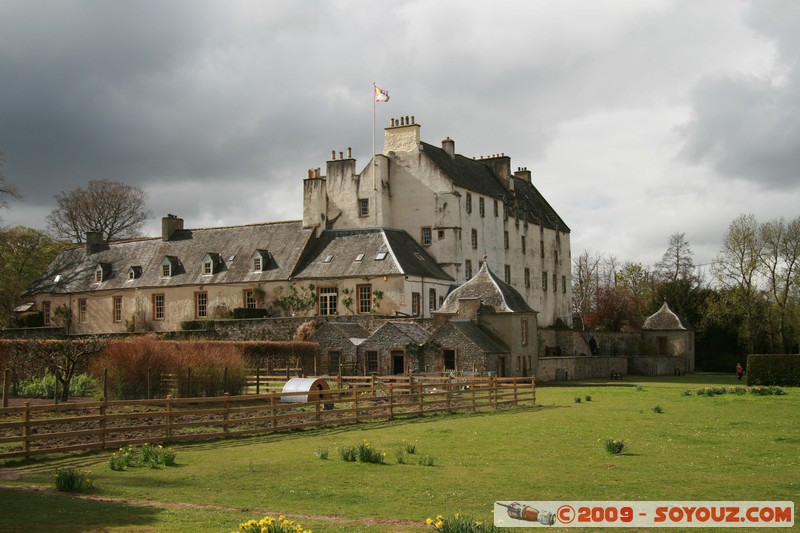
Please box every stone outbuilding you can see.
[358,321,431,375]
[309,322,369,375]
[640,301,695,373]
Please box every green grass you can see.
[1,373,798,532]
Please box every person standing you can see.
[736,362,744,381]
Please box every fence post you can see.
[513,377,518,406]
[165,395,173,439]
[223,367,228,395]
[446,376,452,412]
[99,397,107,449]
[388,382,394,419]
[2,368,9,408]
[315,395,321,425]
[223,393,230,435]
[22,402,30,458]
[186,367,192,398]
[352,387,359,422]
[370,374,376,397]
[471,378,476,411]
[256,367,261,395]
[492,376,498,409]
[103,368,109,401]
[270,394,278,430]
[418,381,424,415]
[53,372,59,405]
[532,376,536,406]
[146,368,151,400]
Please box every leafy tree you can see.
[759,216,800,352]
[712,214,764,353]
[46,179,151,243]
[0,226,64,327]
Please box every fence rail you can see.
[0,376,535,460]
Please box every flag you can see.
[374,85,390,103]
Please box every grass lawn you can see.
[1,373,797,532]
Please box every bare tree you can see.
[18,338,106,402]
[655,232,696,283]
[46,179,151,243]
[0,150,21,214]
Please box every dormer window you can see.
[94,263,112,283]
[161,256,179,277]
[201,253,222,275]
[127,266,142,280]
[251,250,271,272]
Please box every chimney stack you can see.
[442,137,455,159]
[162,214,184,242]
[514,167,532,183]
[85,231,103,255]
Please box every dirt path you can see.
[0,483,428,531]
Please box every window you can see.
[375,251,388,261]
[359,198,369,217]
[540,240,545,258]
[78,299,87,323]
[128,266,142,280]
[318,287,338,316]
[366,350,379,374]
[203,260,213,275]
[465,259,472,279]
[421,226,432,246]
[252,250,270,272]
[465,192,472,213]
[152,294,165,320]
[429,288,436,311]
[542,272,548,291]
[253,256,262,272]
[493,199,498,217]
[471,229,478,249]
[95,267,103,283]
[113,296,122,323]
[244,289,256,309]
[524,267,530,288]
[357,284,372,313]
[562,276,567,293]
[521,318,529,346]
[355,253,364,261]
[521,235,526,254]
[479,197,485,217]
[438,229,445,240]
[411,292,421,316]
[195,292,208,318]
[504,265,511,284]
[553,273,557,292]
[42,301,51,326]
[504,231,509,249]
[328,350,341,374]
[555,251,559,264]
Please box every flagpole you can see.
[372,82,377,192]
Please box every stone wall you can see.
[537,355,627,381]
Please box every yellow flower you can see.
[426,517,434,525]
[435,520,444,528]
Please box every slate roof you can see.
[420,142,569,233]
[420,142,508,199]
[511,177,570,233]
[291,228,453,281]
[361,321,431,347]
[311,322,370,344]
[642,301,686,330]
[25,221,314,295]
[440,320,509,354]
[437,262,535,314]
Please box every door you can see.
[391,350,405,375]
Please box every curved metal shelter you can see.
[280,378,332,404]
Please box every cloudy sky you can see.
[1,0,798,272]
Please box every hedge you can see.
[232,308,269,319]
[746,354,800,387]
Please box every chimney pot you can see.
[347,147,352,158]
[331,150,336,160]
[339,151,343,159]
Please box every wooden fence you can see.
[0,376,535,460]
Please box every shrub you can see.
[395,449,406,464]
[18,372,97,399]
[54,467,93,492]
[652,405,663,414]
[681,389,692,396]
[425,513,499,532]
[574,396,581,403]
[417,454,436,467]
[109,444,177,470]
[314,447,328,460]
[603,438,626,455]
[747,354,800,386]
[232,308,269,319]
[585,395,592,402]
[635,385,644,391]
[234,515,311,533]
[404,442,417,454]
[356,440,385,464]
[338,446,357,462]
